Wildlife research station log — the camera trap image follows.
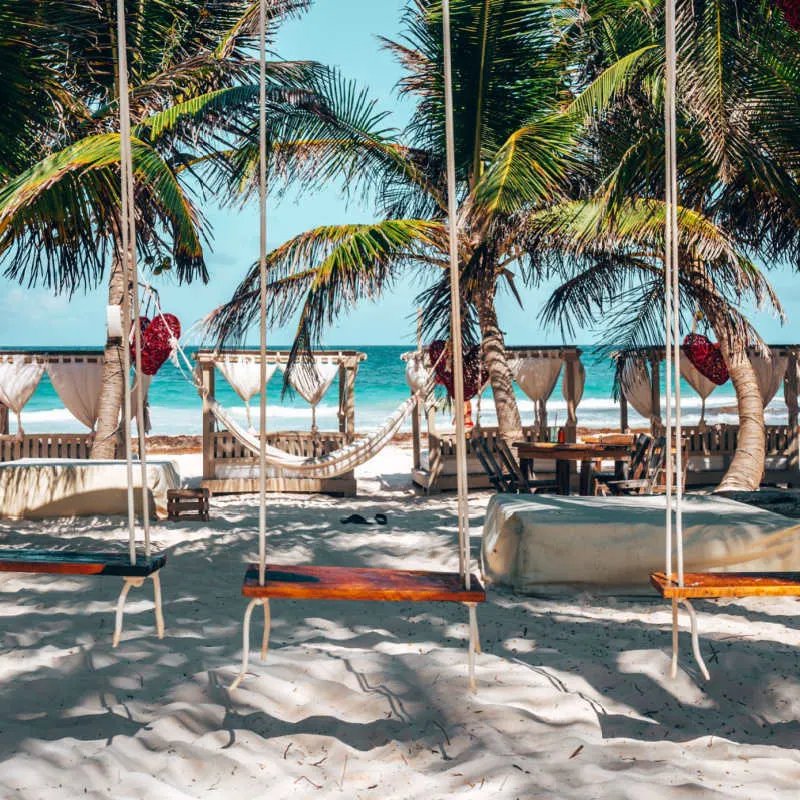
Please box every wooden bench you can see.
[168,488,210,521]
[0,549,166,646]
[650,570,800,681]
[232,563,485,691]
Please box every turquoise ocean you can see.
[10,345,787,435]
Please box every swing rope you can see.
[115,0,150,563]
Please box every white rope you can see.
[257,0,268,587]
[115,0,150,565]
[664,0,684,584]
[441,0,471,588]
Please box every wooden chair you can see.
[495,438,558,494]
[471,435,556,494]
[603,436,667,495]
[593,433,652,495]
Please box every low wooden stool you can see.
[167,488,210,522]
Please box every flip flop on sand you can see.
[340,513,371,525]
[374,513,388,525]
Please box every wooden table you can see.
[513,441,632,495]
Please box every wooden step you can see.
[242,563,485,603]
[0,550,166,577]
[651,571,800,599]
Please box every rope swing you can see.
[229,0,484,693]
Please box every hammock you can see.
[208,394,418,479]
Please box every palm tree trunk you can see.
[703,313,765,491]
[475,279,523,448]
[90,250,128,459]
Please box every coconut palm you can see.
[208,0,599,447]
[535,0,800,490]
[0,0,383,457]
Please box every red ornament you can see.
[777,0,800,31]
[140,314,181,376]
[129,316,150,363]
[683,333,729,385]
[427,339,487,401]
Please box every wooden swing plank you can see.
[0,550,166,577]
[651,571,800,599]
[242,563,485,603]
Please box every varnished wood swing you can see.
[230,0,485,692]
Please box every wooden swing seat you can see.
[242,563,485,603]
[651,571,800,599]
[0,549,166,577]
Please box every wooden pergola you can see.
[194,349,368,496]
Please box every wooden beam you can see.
[201,364,215,481]
[242,563,486,603]
[651,571,800,599]
[0,550,166,577]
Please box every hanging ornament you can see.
[777,0,800,31]
[140,314,181,375]
[427,339,487,401]
[683,333,729,385]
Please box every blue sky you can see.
[0,0,794,348]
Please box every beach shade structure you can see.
[214,353,278,430]
[0,0,166,646]
[229,0,484,693]
[650,0,800,680]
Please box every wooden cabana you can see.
[616,344,800,487]
[403,345,584,493]
[195,349,367,496]
[0,349,109,461]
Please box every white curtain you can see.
[283,361,340,430]
[509,355,562,433]
[46,358,104,430]
[404,351,430,394]
[620,358,657,422]
[562,357,585,425]
[680,353,718,427]
[0,356,45,434]
[749,351,788,407]
[215,356,278,429]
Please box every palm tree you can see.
[0,0,381,457]
[208,0,589,447]
[534,0,800,490]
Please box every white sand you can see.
[1,445,799,798]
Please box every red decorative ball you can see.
[140,314,181,376]
[427,339,487,401]
[683,333,729,385]
[777,0,800,30]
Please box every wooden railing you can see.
[211,430,350,464]
[431,425,542,459]
[0,434,98,462]
[683,424,796,457]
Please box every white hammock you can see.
[208,394,418,479]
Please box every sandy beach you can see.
[0,443,797,799]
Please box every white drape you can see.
[510,355,562,433]
[216,356,278,429]
[620,358,656,421]
[404,351,430,394]
[0,356,45,434]
[284,362,340,430]
[46,359,105,430]
[749,351,788,407]
[562,357,585,425]
[680,353,717,427]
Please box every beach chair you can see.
[593,433,652,495]
[603,436,667,495]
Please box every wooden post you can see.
[338,363,347,434]
[620,393,629,433]
[650,354,662,435]
[344,363,357,440]
[785,350,799,474]
[0,403,8,436]
[201,363,215,481]
[563,354,577,443]
[411,392,422,470]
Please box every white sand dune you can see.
[1,445,799,798]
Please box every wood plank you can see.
[651,571,800,598]
[243,563,486,603]
[0,550,166,577]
